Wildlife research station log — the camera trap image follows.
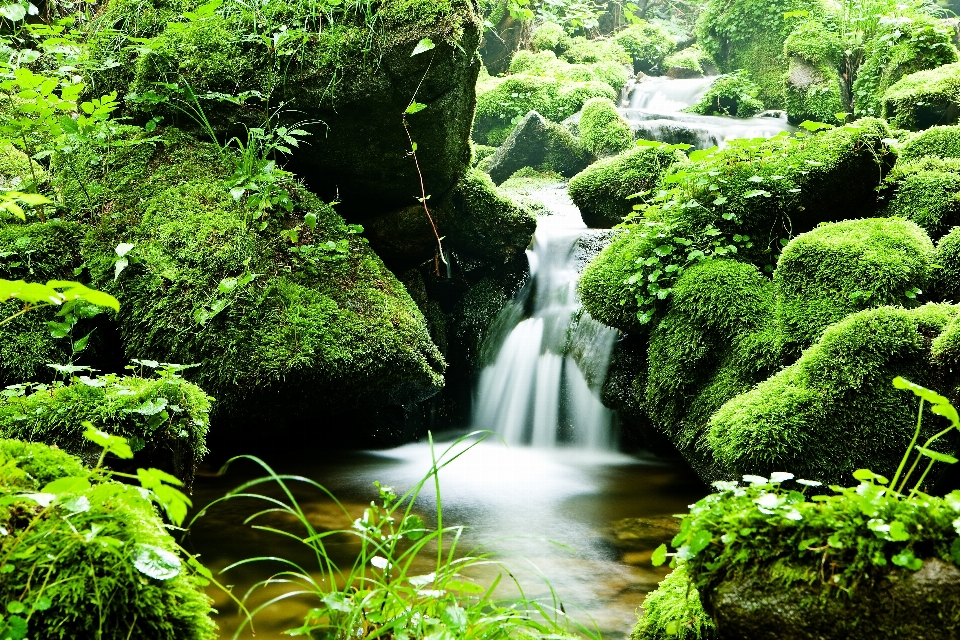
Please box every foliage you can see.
[199,433,591,640]
[612,21,676,73]
[531,21,568,52]
[662,45,714,74]
[578,97,633,156]
[784,20,842,67]
[632,564,715,640]
[0,436,218,640]
[686,72,764,118]
[508,49,629,92]
[882,61,960,130]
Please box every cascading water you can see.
[472,189,618,449]
[620,75,795,148]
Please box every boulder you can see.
[899,124,960,161]
[486,111,595,184]
[932,225,960,301]
[612,22,676,73]
[478,0,526,74]
[883,62,960,130]
[568,145,687,228]
[578,97,634,157]
[90,0,483,218]
[633,119,718,148]
[783,59,845,125]
[663,45,718,78]
[706,558,960,640]
[883,168,960,240]
[686,72,764,117]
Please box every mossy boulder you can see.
[0,371,211,489]
[560,36,632,67]
[568,144,687,228]
[708,303,957,484]
[686,72,764,118]
[932,225,960,302]
[366,168,536,269]
[486,110,595,184]
[91,0,483,217]
[532,21,569,54]
[782,22,845,125]
[54,128,445,431]
[854,15,959,119]
[899,124,960,161]
[0,141,47,190]
[612,22,676,73]
[509,49,629,93]
[0,439,217,639]
[883,169,960,241]
[473,75,618,146]
[883,62,960,131]
[663,45,717,78]
[578,97,634,157]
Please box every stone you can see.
[486,111,595,184]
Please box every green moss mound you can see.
[783,21,841,68]
[773,218,935,357]
[899,124,960,161]
[473,75,617,146]
[708,303,958,484]
[0,439,217,640]
[0,371,211,488]
[782,23,845,126]
[612,22,676,73]
[561,36,631,66]
[883,62,960,131]
[486,110,595,184]
[663,46,715,76]
[932,226,960,302]
[884,169,960,240]
[633,565,716,640]
[532,21,568,53]
[686,73,764,118]
[578,97,634,157]
[568,145,687,228]
[508,50,629,92]
[854,15,959,119]
[54,128,444,425]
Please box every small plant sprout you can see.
[890,376,960,497]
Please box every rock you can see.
[91,0,483,218]
[632,118,718,147]
[568,145,687,228]
[486,111,595,184]
[665,66,703,79]
[478,0,526,74]
[578,97,634,156]
[883,62,960,130]
[54,128,445,434]
[899,124,960,161]
[705,558,960,640]
[663,45,718,78]
[931,225,960,301]
[573,228,621,271]
[783,59,845,125]
[366,168,536,270]
[611,21,676,74]
[883,168,960,240]
[686,72,764,117]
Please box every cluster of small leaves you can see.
[193,262,258,326]
[284,221,364,278]
[654,377,960,599]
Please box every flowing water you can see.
[620,75,795,149]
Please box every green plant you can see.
[686,72,764,118]
[197,432,591,640]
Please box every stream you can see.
[187,75,794,639]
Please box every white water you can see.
[473,188,618,449]
[620,75,794,149]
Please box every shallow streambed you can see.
[186,437,705,639]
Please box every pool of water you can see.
[185,435,706,639]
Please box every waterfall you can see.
[473,192,617,449]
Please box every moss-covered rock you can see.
[854,15,959,119]
[686,73,764,118]
[91,0,483,217]
[367,168,535,268]
[612,22,676,73]
[54,127,445,429]
[568,145,687,228]
[578,97,634,157]
[782,23,845,125]
[0,141,48,191]
[696,0,819,108]
[708,303,958,484]
[932,225,960,302]
[473,75,617,146]
[561,36,631,67]
[883,169,960,240]
[0,371,211,489]
[899,124,960,161]
[773,218,935,358]
[883,62,960,131]
[663,45,716,78]
[633,565,716,640]
[486,110,595,184]
[508,49,629,93]
[532,21,568,54]
[0,439,217,639]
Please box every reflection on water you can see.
[186,436,706,639]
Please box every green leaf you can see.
[41,476,90,495]
[445,579,485,594]
[405,102,427,115]
[82,422,133,459]
[892,377,949,404]
[6,601,26,615]
[888,521,910,542]
[687,529,712,555]
[651,543,668,566]
[915,446,958,464]
[743,189,770,198]
[411,38,435,56]
[133,544,181,580]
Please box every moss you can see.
[561,36,631,66]
[783,58,845,125]
[633,565,716,640]
[568,145,687,228]
[612,22,676,73]
[696,0,818,108]
[773,218,935,357]
[883,170,960,240]
[473,75,616,145]
[0,439,217,640]
[708,303,959,484]
[472,143,498,167]
[645,259,779,478]
[0,142,47,191]
[0,221,87,385]
[507,49,629,92]
[532,21,568,53]
[686,72,764,118]
[854,15,959,119]
[663,45,715,75]
[578,97,634,157]
[932,226,960,302]
[0,372,211,489]
[54,127,445,426]
[883,61,960,131]
[899,124,960,161]
[783,21,842,67]
[487,110,595,183]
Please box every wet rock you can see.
[487,111,595,184]
[608,516,681,551]
[784,59,845,125]
[573,229,621,272]
[884,62,960,130]
[632,118,718,148]
[704,558,960,640]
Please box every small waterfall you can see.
[473,194,617,449]
[620,75,795,149]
